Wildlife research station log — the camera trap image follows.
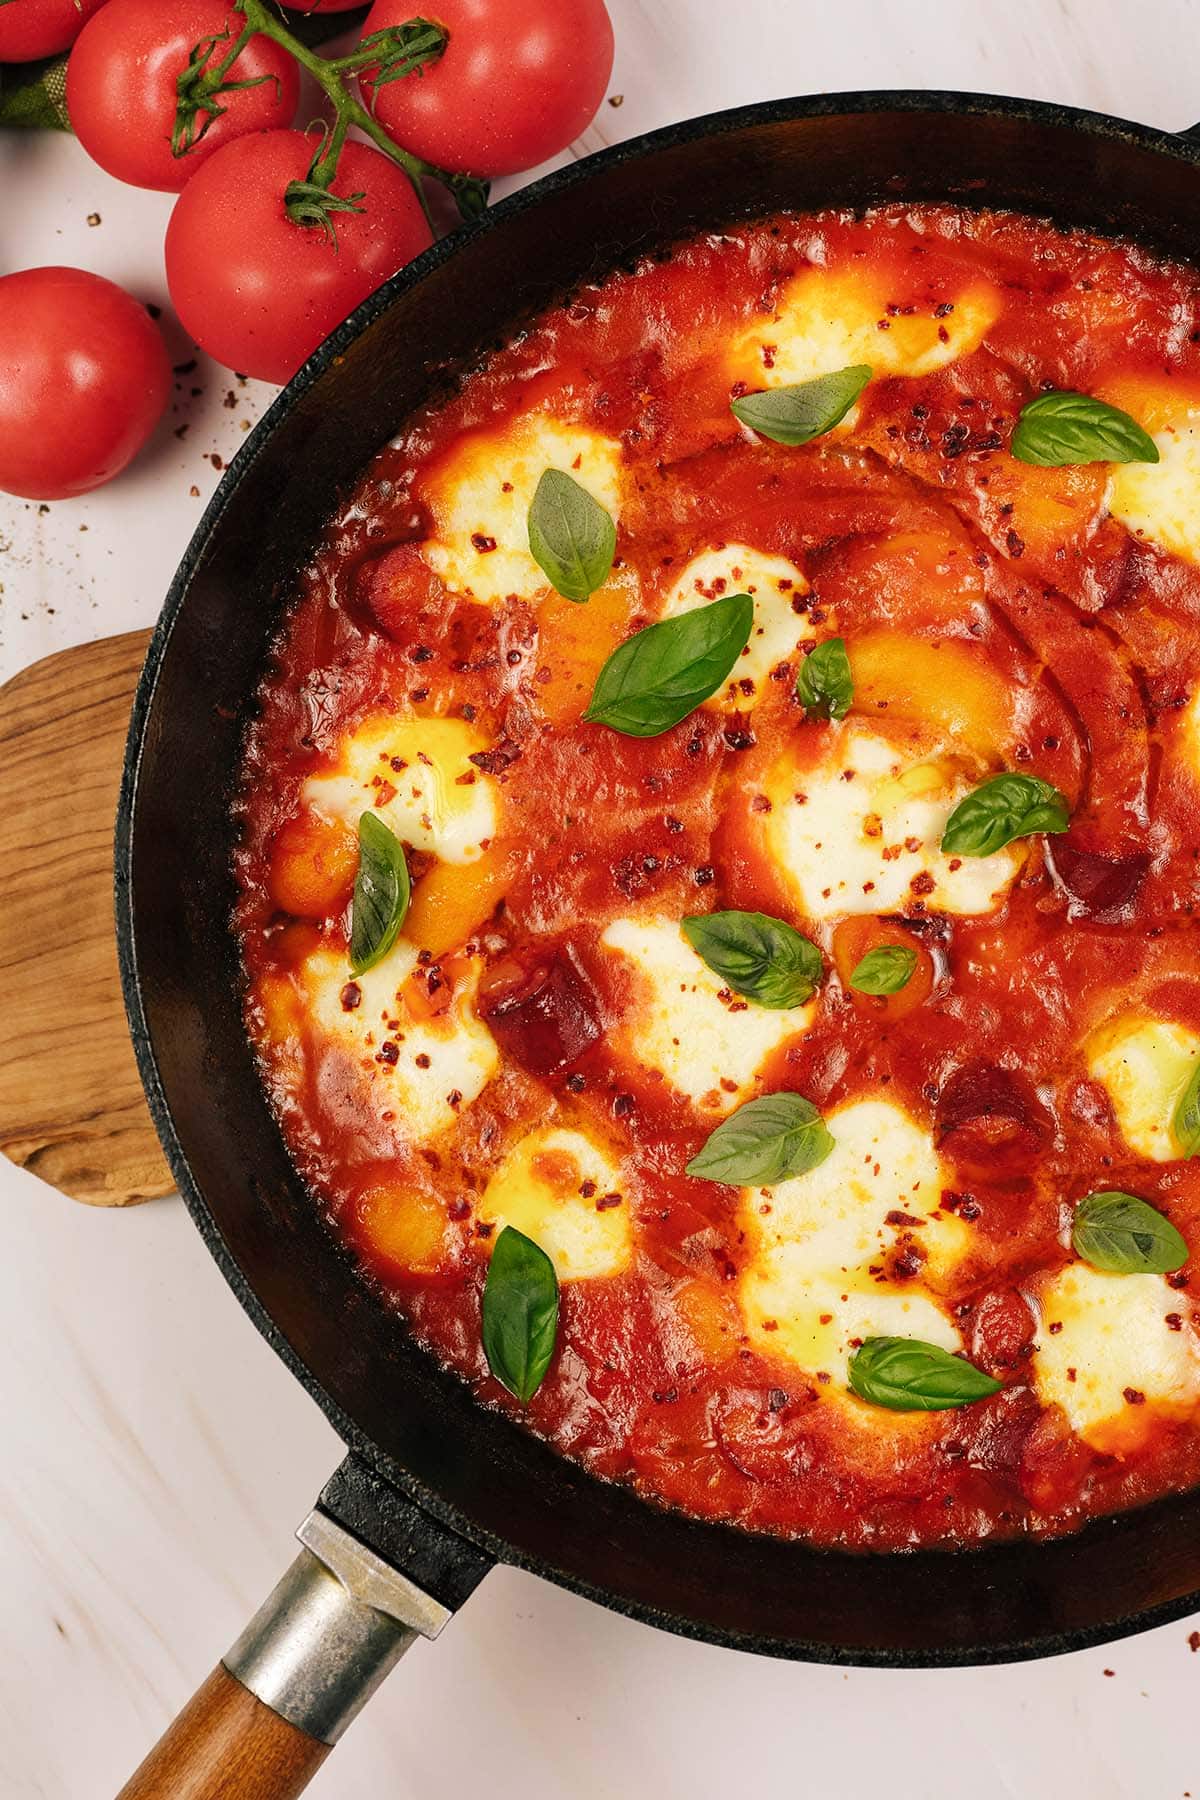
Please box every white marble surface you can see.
[4,3,1200,1794]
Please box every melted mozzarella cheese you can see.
[727,267,1001,394]
[763,724,1022,922]
[305,715,498,866]
[739,1098,968,1382]
[421,414,623,604]
[1108,402,1200,566]
[302,941,498,1144]
[1034,1264,1200,1453]
[477,1124,632,1279]
[1086,1014,1200,1161]
[658,546,819,703]
[600,916,813,1112]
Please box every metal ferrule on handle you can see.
[224,1509,450,1747]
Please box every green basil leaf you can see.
[481,1225,559,1403]
[1174,1063,1200,1158]
[1072,1190,1188,1274]
[940,772,1070,858]
[797,636,853,720]
[527,467,616,603]
[849,945,917,996]
[1011,390,1159,468]
[584,592,754,737]
[349,812,410,975]
[686,1092,834,1187]
[847,1337,1002,1412]
[731,365,872,446]
[682,910,823,1008]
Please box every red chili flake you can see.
[475,1220,495,1239]
[910,871,936,897]
[415,1052,431,1069]
[933,301,955,317]
[471,532,497,552]
[694,865,715,886]
[885,1210,922,1227]
[447,1089,463,1107]
[724,726,756,751]
[1066,1367,1077,1382]
[378,1042,400,1065]
[501,480,514,492]
[1169,1271,1191,1289]
[596,1192,622,1211]
[1005,527,1026,558]
[373,780,397,807]
[565,1073,586,1093]
[613,1093,635,1117]
[1123,1387,1146,1406]
[1166,1312,1184,1331]
[818,1312,833,1325]
[1048,1320,1063,1335]
[750,794,772,813]
[469,739,522,775]
[1189,1632,1200,1651]
[762,1319,779,1332]
[448,1198,471,1222]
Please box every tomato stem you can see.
[230,0,464,234]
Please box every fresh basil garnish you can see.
[941,773,1069,858]
[1174,1063,1200,1158]
[731,365,872,446]
[682,910,823,1009]
[686,1092,834,1187]
[849,945,917,996]
[349,812,410,975]
[481,1224,559,1403]
[583,591,754,737]
[797,635,853,720]
[1011,390,1159,468]
[527,467,616,603]
[1071,1189,1188,1275]
[847,1337,1002,1412]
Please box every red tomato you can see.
[66,0,300,193]
[0,268,169,501]
[0,0,106,59]
[165,129,433,385]
[360,0,614,178]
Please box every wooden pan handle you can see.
[116,1664,329,1800]
[113,1511,452,1800]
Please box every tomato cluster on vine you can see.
[0,0,614,498]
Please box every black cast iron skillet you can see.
[115,90,1200,1797]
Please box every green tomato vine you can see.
[172,3,488,238]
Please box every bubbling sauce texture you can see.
[235,205,1200,1549]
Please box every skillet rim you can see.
[117,86,1200,1667]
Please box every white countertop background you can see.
[4,3,1200,1793]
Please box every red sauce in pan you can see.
[235,205,1200,1549]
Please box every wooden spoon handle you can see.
[115,1664,329,1800]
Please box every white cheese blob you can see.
[477,1124,632,1280]
[421,415,623,604]
[1034,1263,1200,1453]
[600,915,814,1113]
[302,941,498,1144]
[657,545,817,704]
[727,267,1001,394]
[1086,1014,1200,1162]
[305,715,498,866]
[739,1098,968,1383]
[1109,404,1200,565]
[762,724,1023,922]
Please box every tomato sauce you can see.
[235,205,1200,1549]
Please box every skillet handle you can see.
[115,1464,494,1799]
[115,1663,330,1800]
